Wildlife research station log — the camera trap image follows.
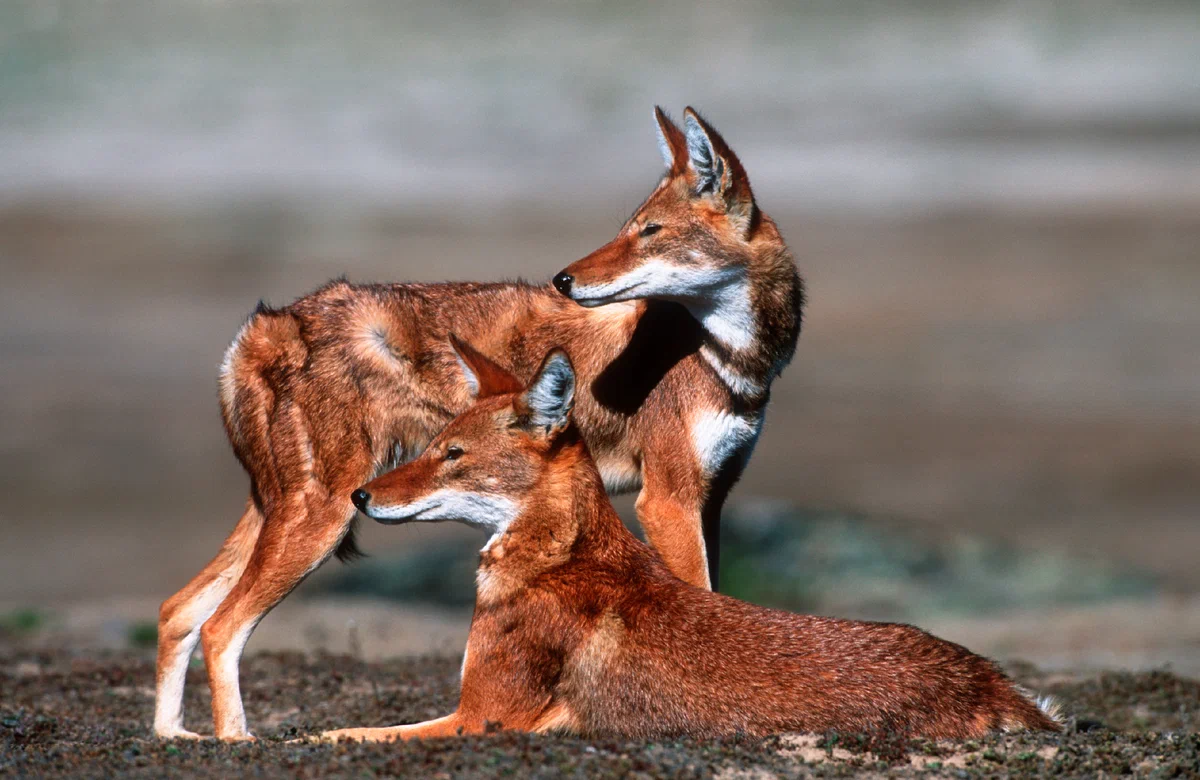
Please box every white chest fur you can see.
[689,409,762,477]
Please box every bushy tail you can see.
[218,303,309,517]
[1002,687,1064,732]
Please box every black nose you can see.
[552,271,573,296]
[350,489,370,511]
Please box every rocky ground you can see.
[2,650,1198,778]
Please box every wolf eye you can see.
[639,223,662,237]
[445,445,464,461]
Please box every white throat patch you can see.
[366,488,522,549]
[570,257,757,354]
[685,271,756,352]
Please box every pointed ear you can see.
[449,335,522,399]
[682,107,756,234]
[654,106,688,175]
[519,349,576,434]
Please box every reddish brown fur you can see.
[323,353,1061,743]
[155,107,804,739]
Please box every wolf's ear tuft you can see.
[654,106,688,174]
[449,335,523,400]
[684,110,724,194]
[682,107,756,234]
[521,349,576,433]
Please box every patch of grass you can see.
[0,608,48,635]
[127,622,158,649]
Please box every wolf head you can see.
[552,107,758,310]
[350,337,577,545]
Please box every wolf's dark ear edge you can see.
[449,334,523,399]
[654,105,689,175]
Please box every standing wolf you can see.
[155,107,804,740]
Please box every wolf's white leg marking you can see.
[211,620,258,739]
[154,579,230,738]
[155,504,262,739]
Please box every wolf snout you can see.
[552,271,573,296]
[350,489,370,512]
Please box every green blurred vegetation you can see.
[126,622,158,649]
[313,503,1157,621]
[717,502,1157,621]
[318,543,480,609]
[0,608,47,635]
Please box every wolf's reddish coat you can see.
[323,350,1061,742]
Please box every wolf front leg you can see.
[635,445,713,590]
[321,714,469,743]
[319,604,573,742]
[320,705,576,743]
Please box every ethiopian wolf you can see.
[321,342,1061,742]
[155,107,803,740]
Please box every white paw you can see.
[156,728,207,740]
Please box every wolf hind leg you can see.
[199,492,360,740]
[154,500,264,739]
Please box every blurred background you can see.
[2,1,1198,674]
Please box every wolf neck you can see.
[534,445,630,555]
[688,244,802,401]
[560,448,626,542]
[475,445,646,607]
[499,440,626,555]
